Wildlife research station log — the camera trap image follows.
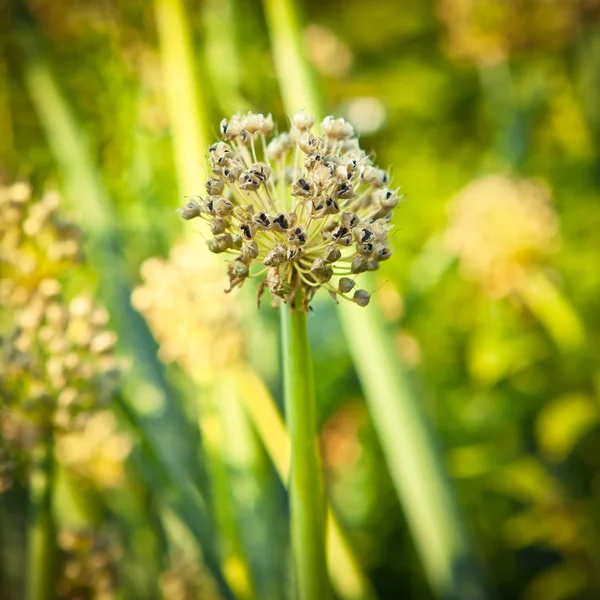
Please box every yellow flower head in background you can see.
[445,175,559,297]
[179,112,400,310]
[132,241,243,382]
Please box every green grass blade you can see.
[338,298,487,600]
[154,0,210,194]
[280,303,330,600]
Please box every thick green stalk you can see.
[280,304,330,600]
[26,437,55,600]
[231,363,379,600]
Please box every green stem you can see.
[519,269,585,352]
[26,436,56,600]
[280,302,330,600]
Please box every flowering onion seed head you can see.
[179,112,400,310]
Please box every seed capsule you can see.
[332,226,353,246]
[239,222,256,241]
[341,212,359,229]
[323,245,341,263]
[242,241,259,259]
[374,243,392,261]
[239,172,262,191]
[351,256,369,274]
[210,217,227,235]
[287,226,307,245]
[180,199,201,220]
[353,289,371,307]
[293,112,316,131]
[252,212,271,230]
[310,258,333,283]
[292,178,314,198]
[338,277,356,294]
[214,198,234,217]
[206,178,225,195]
[207,234,233,254]
[264,244,287,267]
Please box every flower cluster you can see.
[0,183,125,483]
[179,112,400,310]
[132,241,243,382]
[57,529,121,600]
[445,176,559,297]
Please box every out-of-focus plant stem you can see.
[26,436,55,600]
[281,302,330,600]
[197,375,256,600]
[262,0,321,122]
[231,363,379,600]
[154,1,260,597]
[154,0,209,194]
[520,270,585,352]
[261,0,489,598]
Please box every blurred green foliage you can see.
[2,0,600,598]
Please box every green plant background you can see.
[2,0,600,599]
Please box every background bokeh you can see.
[2,0,600,599]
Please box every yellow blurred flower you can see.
[445,175,559,297]
[132,241,243,382]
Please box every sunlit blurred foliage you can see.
[438,0,600,65]
[159,552,221,600]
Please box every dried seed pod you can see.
[239,222,256,241]
[293,112,316,131]
[351,256,369,274]
[310,258,333,283]
[323,245,341,263]
[264,244,287,267]
[373,243,393,261]
[331,226,353,246]
[242,241,259,259]
[292,178,314,198]
[207,233,233,254]
[239,172,262,192]
[287,226,307,245]
[338,277,356,294]
[353,289,371,307]
[252,212,272,230]
[180,199,202,220]
[271,213,292,232]
[210,217,227,235]
[206,178,225,195]
[341,212,359,229]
